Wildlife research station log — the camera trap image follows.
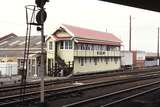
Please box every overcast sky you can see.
[1,0,160,52]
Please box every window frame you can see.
[49,41,53,50]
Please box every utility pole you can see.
[129,15,132,52]
[158,27,159,66]
[40,14,45,103]
[35,0,48,104]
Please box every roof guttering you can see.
[74,37,121,46]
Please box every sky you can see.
[1,0,160,52]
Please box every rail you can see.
[63,79,160,107]
[0,72,160,106]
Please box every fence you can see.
[0,62,18,76]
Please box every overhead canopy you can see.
[100,0,160,12]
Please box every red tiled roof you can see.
[62,24,122,43]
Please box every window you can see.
[97,58,99,62]
[69,41,72,49]
[49,41,53,50]
[91,44,94,50]
[85,58,87,63]
[60,41,64,49]
[105,46,107,51]
[111,58,114,62]
[77,44,81,50]
[74,43,78,50]
[94,58,97,65]
[105,58,108,64]
[64,41,72,49]
[32,59,35,65]
[90,57,92,62]
[81,44,85,50]
[107,46,110,51]
[65,41,69,49]
[102,46,105,50]
[18,59,24,67]
[100,45,102,50]
[101,57,103,62]
[80,58,84,66]
[110,46,113,51]
[114,58,118,64]
[86,44,90,50]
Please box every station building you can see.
[0,33,42,77]
[46,24,122,76]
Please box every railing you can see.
[48,56,74,77]
[74,50,120,57]
[48,61,74,77]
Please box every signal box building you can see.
[46,24,122,76]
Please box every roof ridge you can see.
[63,24,112,34]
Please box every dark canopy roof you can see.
[100,0,160,12]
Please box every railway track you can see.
[0,69,160,98]
[1,71,160,107]
[63,80,160,107]
[1,66,159,89]
[0,66,160,95]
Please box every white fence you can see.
[144,60,157,67]
[0,62,18,76]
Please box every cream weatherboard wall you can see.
[46,37,55,74]
[74,58,121,74]
[58,50,74,62]
[57,41,74,63]
[46,38,55,59]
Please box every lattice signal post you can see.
[24,0,49,105]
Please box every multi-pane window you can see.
[61,41,72,49]
[74,43,119,51]
[81,44,85,50]
[49,41,53,50]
